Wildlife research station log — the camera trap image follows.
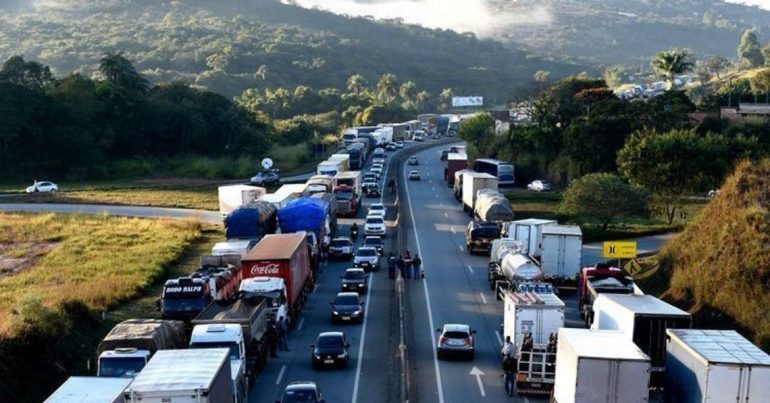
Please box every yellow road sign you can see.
[603,241,637,259]
[624,258,643,275]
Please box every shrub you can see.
[558,173,649,231]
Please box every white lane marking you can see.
[459,245,464,252]
[297,317,304,331]
[351,259,374,403]
[444,212,448,218]
[470,366,486,397]
[479,293,487,304]
[403,163,445,403]
[439,202,443,208]
[466,264,474,274]
[450,227,456,234]
[275,365,286,385]
[495,330,503,347]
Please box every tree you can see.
[603,66,628,88]
[558,173,649,231]
[415,90,431,111]
[376,73,397,104]
[437,88,454,111]
[573,87,615,119]
[346,74,367,96]
[0,55,55,91]
[98,52,148,93]
[749,69,770,103]
[458,112,494,155]
[399,81,417,106]
[533,70,551,83]
[737,29,764,68]
[764,42,770,66]
[651,49,693,89]
[704,55,730,81]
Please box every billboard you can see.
[452,96,484,107]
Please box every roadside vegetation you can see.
[0,188,220,211]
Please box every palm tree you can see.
[376,73,398,103]
[399,81,417,106]
[438,88,454,111]
[651,49,694,90]
[346,74,368,96]
[99,51,148,92]
[415,90,431,111]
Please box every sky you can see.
[724,0,770,10]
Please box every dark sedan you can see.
[311,331,350,369]
[340,268,368,293]
[330,292,365,323]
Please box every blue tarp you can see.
[225,201,277,239]
[278,197,329,237]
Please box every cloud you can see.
[283,0,552,37]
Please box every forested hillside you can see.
[0,0,582,100]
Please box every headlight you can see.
[314,354,321,359]
[337,354,347,358]
[332,310,339,315]
[353,310,362,315]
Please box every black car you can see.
[340,268,368,293]
[311,332,351,369]
[277,381,325,403]
[330,292,365,323]
[365,183,381,198]
[465,221,500,254]
[364,236,384,255]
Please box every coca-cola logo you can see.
[250,262,281,275]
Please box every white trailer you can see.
[46,376,132,403]
[218,185,266,217]
[373,127,393,144]
[275,184,307,200]
[665,329,770,403]
[258,193,293,210]
[211,240,256,258]
[553,328,651,403]
[503,290,565,348]
[461,172,498,212]
[506,219,557,257]
[124,349,233,403]
[317,160,345,177]
[538,224,582,282]
[328,154,350,171]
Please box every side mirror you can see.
[155,299,161,311]
[345,343,351,348]
[360,302,365,306]
[310,344,315,348]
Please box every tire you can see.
[467,351,475,361]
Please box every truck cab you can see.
[578,263,640,327]
[190,324,248,403]
[333,185,359,216]
[240,277,289,324]
[98,348,151,378]
[160,277,210,320]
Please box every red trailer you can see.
[445,152,468,187]
[578,263,640,327]
[241,233,313,321]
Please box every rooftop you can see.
[668,329,770,366]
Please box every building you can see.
[721,103,770,123]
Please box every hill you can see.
[0,0,583,100]
[658,159,770,350]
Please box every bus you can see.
[473,159,515,187]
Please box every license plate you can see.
[324,359,334,364]
[342,317,351,320]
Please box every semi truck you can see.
[211,239,256,258]
[305,175,334,194]
[474,189,514,222]
[224,201,278,240]
[217,185,266,218]
[462,172,498,212]
[342,126,378,147]
[241,233,313,324]
[379,122,407,140]
[96,319,187,378]
[346,142,366,169]
[278,196,332,269]
[333,171,362,217]
[258,192,294,210]
[503,289,564,395]
[504,219,556,258]
[159,255,242,320]
[328,154,351,171]
[317,159,346,177]
[189,324,249,402]
[453,169,473,200]
[578,263,642,327]
[665,329,770,403]
[239,277,289,324]
[309,192,338,237]
[124,348,233,403]
[537,224,582,285]
[488,238,545,297]
[445,153,468,186]
[553,328,651,403]
[591,293,691,386]
[46,376,132,403]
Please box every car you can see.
[436,323,476,360]
[364,183,381,198]
[413,130,425,142]
[408,170,421,181]
[396,141,404,149]
[408,156,419,166]
[363,172,377,183]
[250,169,280,186]
[367,203,386,219]
[373,157,385,166]
[340,268,368,293]
[364,236,384,255]
[311,331,350,369]
[386,143,397,151]
[278,381,326,403]
[527,180,552,192]
[330,292,365,323]
[708,189,721,198]
[364,216,386,237]
[370,166,383,179]
[328,237,354,259]
[25,181,58,193]
[353,246,380,271]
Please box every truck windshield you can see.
[471,227,499,238]
[190,342,241,360]
[334,191,353,200]
[99,356,146,378]
[498,165,514,175]
[162,298,207,314]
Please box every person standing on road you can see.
[502,336,517,360]
[396,255,406,279]
[388,253,397,279]
[502,336,518,396]
[277,316,289,351]
[403,250,413,279]
[412,254,422,280]
[266,323,278,358]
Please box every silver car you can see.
[436,323,476,360]
[353,247,380,272]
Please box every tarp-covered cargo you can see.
[224,201,278,239]
[474,189,514,222]
[97,319,187,356]
[278,197,329,238]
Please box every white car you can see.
[367,203,386,219]
[396,141,404,149]
[26,181,58,193]
[436,323,476,360]
[353,247,380,272]
[408,170,421,181]
[373,157,385,166]
[371,166,383,179]
[708,189,721,198]
[364,216,386,237]
[527,180,552,192]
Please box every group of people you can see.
[266,316,291,358]
[387,250,422,280]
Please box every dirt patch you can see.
[0,242,59,278]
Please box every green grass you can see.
[0,213,202,337]
[0,187,220,211]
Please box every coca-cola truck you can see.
[241,233,313,323]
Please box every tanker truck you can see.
[488,238,545,300]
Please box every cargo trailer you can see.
[46,376,132,403]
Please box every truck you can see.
[189,324,250,402]
[437,115,450,135]
[504,219,556,258]
[503,289,564,395]
[345,143,365,170]
[537,224,583,285]
[445,152,467,186]
[373,126,393,145]
[258,192,294,210]
[328,154,351,171]
[474,189,514,222]
[224,201,278,240]
[275,183,307,199]
[665,329,770,403]
[124,348,233,403]
[306,175,334,194]
[591,293,691,386]
[453,169,473,200]
[46,376,133,403]
[462,172,498,212]
[578,263,643,327]
[211,239,257,258]
[342,126,378,147]
[217,184,266,218]
[159,255,242,320]
[240,277,289,324]
[96,319,187,378]
[310,192,338,238]
[379,122,407,140]
[553,328,651,403]
[333,171,362,217]
[278,196,331,268]
[317,159,345,177]
[241,233,313,323]
[352,139,370,160]
[489,248,545,298]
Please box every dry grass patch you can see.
[0,213,201,337]
[1,188,219,211]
